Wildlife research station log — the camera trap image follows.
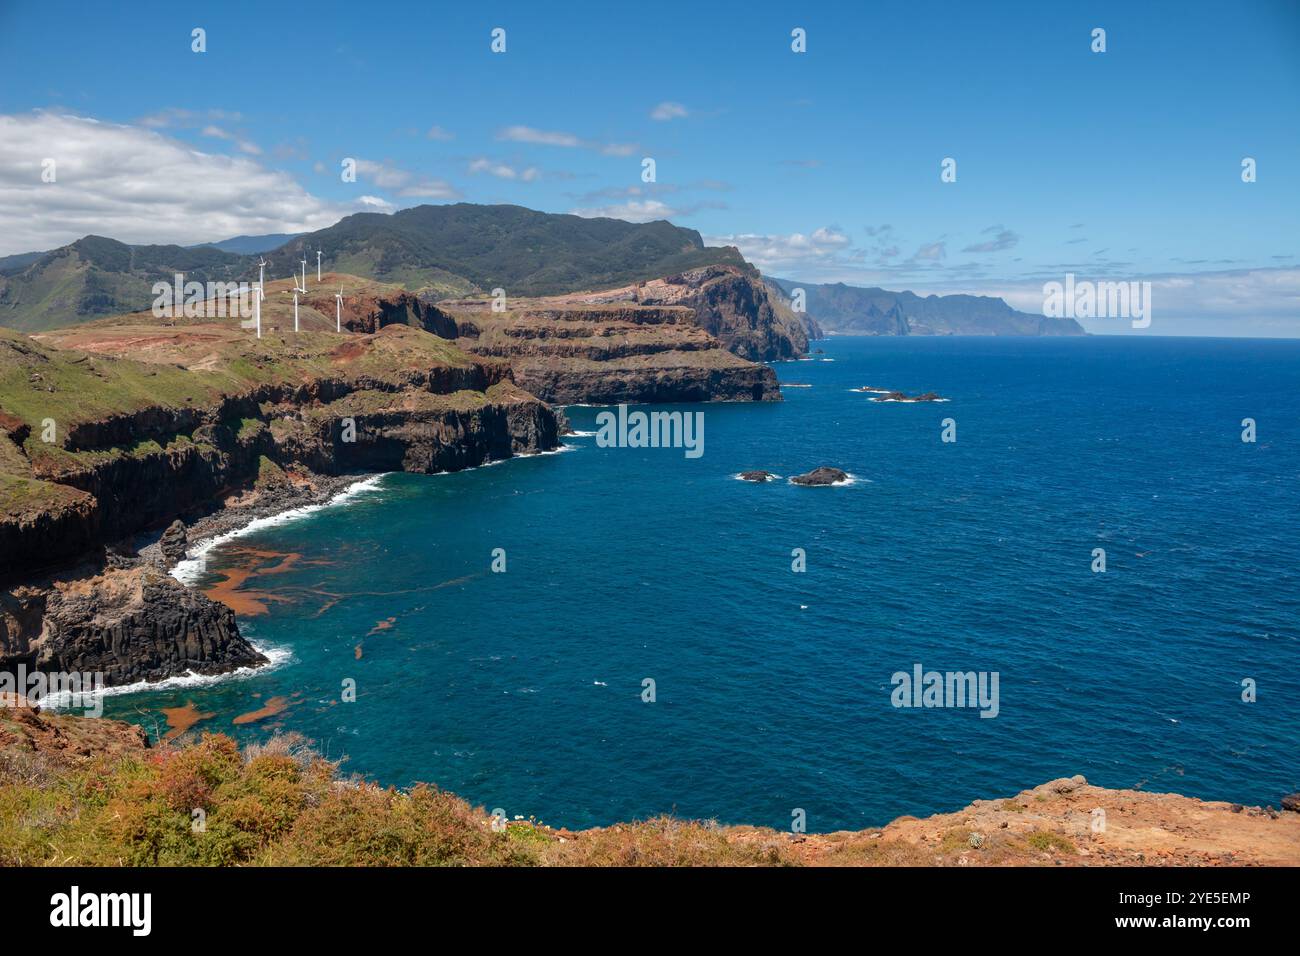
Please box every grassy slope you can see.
[1,205,748,332]
[0,276,483,515]
[0,238,251,333]
[3,724,1295,867]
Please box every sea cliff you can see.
[1,310,560,685]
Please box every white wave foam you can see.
[171,476,386,584]
[37,643,294,708]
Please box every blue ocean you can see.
[101,336,1300,833]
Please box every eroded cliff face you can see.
[312,268,801,402]
[429,295,784,405]
[1,317,560,685]
[3,351,556,581]
[430,264,813,367]
[636,265,812,362]
[1,565,265,687]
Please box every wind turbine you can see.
[257,257,267,301]
[284,273,304,333]
[335,285,343,333]
[299,255,308,293]
[316,249,323,283]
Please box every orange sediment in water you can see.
[232,695,289,725]
[202,547,317,615]
[161,702,216,740]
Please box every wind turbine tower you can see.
[316,249,323,283]
[285,272,304,333]
[335,286,343,333]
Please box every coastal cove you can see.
[97,335,1300,833]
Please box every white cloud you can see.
[0,112,395,253]
[468,158,540,182]
[650,101,689,121]
[497,125,582,147]
[599,142,639,157]
[705,228,855,272]
[148,110,262,156]
[911,241,947,262]
[962,226,1019,253]
[137,108,243,129]
[426,125,454,141]
[352,157,460,198]
[497,125,638,156]
[193,122,262,157]
[570,199,678,223]
[971,267,1300,332]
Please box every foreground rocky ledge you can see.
[0,711,1295,866]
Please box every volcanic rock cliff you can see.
[245,272,788,405]
[429,297,782,405]
[0,296,561,685]
[495,263,815,362]
[0,265,795,686]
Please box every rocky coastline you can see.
[1,318,563,688]
[2,263,803,690]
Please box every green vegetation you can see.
[0,238,248,333]
[0,204,748,332]
[0,327,225,436]
[254,455,287,489]
[0,732,788,867]
[1024,830,1077,854]
[265,204,746,300]
[0,313,503,529]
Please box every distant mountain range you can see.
[0,237,250,332]
[767,278,1084,336]
[0,204,745,332]
[195,233,303,254]
[0,204,1078,337]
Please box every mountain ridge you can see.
[0,205,747,333]
[769,277,1084,336]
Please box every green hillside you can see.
[0,237,248,332]
[0,205,747,332]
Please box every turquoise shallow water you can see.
[102,335,1300,832]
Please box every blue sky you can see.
[1,0,1297,333]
